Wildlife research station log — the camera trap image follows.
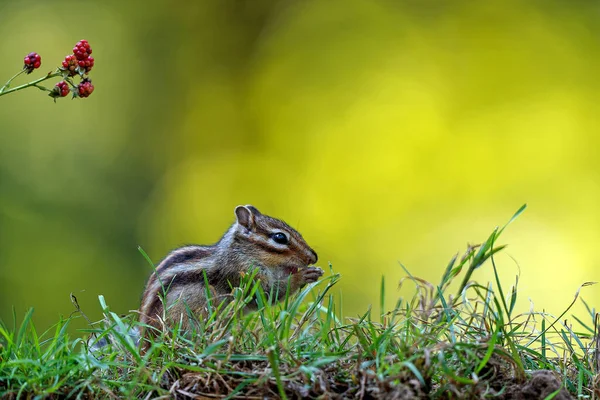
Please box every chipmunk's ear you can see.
[235,205,257,230]
[245,205,262,216]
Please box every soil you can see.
[164,364,574,399]
[499,370,572,400]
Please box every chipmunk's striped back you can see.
[139,245,215,330]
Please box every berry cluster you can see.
[54,81,70,97]
[1,39,97,101]
[61,55,78,77]
[77,79,94,98]
[51,39,96,100]
[72,40,94,74]
[73,40,92,60]
[60,39,95,78]
[23,52,42,74]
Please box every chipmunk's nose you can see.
[309,249,318,264]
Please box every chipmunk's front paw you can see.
[298,266,324,285]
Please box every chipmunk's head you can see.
[232,205,318,274]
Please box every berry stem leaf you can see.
[64,78,77,88]
[32,84,52,93]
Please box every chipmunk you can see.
[138,205,323,338]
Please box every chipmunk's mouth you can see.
[283,265,300,275]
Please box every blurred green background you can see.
[0,0,598,332]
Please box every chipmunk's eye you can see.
[270,232,288,245]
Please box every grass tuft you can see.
[1,205,597,399]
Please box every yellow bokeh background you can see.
[0,0,598,331]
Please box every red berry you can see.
[23,52,42,74]
[73,40,92,61]
[60,54,79,76]
[77,79,94,98]
[49,80,71,101]
[77,56,94,73]
[56,81,70,97]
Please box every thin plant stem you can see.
[0,69,26,93]
[0,70,62,97]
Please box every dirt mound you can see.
[500,370,572,400]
